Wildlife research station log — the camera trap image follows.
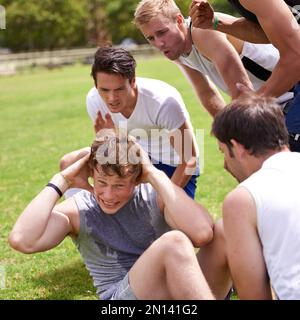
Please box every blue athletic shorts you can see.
[153,162,199,199]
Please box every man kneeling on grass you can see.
[8,129,214,300]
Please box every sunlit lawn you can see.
[0,55,237,299]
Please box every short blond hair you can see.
[134,0,181,27]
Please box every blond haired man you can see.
[134,0,293,117]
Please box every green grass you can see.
[0,57,237,300]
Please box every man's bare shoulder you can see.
[223,186,257,222]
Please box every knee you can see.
[158,230,195,260]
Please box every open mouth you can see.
[109,103,120,109]
[101,199,120,208]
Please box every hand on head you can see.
[61,150,93,193]
[131,142,155,184]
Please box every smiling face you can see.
[93,166,137,214]
[139,14,189,60]
[96,72,137,118]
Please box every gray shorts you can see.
[110,273,137,300]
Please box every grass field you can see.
[0,56,237,299]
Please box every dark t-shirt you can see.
[228,0,300,24]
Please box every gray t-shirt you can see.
[72,184,170,300]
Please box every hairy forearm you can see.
[216,54,253,99]
[216,15,269,44]
[189,77,226,117]
[177,64,225,117]
[9,174,68,251]
[196,87,226,117]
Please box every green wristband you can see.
[213,15,219,30]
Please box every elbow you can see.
[192,222,214,248]
[8,232,36,254]
[59,153,70,171]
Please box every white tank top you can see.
[179,19,293,105]
[239,152,300,299]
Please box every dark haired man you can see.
[190,0,300,152]
[9,129,214,300]
[211,96,300,299]
[63,47,199,199]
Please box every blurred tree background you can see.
[0,0,235,52]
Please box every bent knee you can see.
[158,230,194,255]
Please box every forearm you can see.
[148,169,213,246]
[195,86,226,117]
[189,75,226,117]
[170,162,193,189]
[257,53,300,97]
[9,174,68,250]
[215,14,269,44]
[217,55,253,99]
[240,0,300,96]
[177,63,225,117]
[170,121,199,187]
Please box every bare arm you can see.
[190,0,300,97]
[168,120,198,189]
[215,13,269,44]
[189,1,269,43]
[191,28,253,98]
[139,149,213,247]
[152,170,213,247]
[8,174,77,253]
[8,153,92,253]
[241,0,300,97]
[176,62,226,117]
[223,187,272,299]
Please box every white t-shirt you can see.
[239,152,300,299]
[86,77,190,165]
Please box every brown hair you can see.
[211,95,289,156]
[91,47,136,87]
[134,0,181,27]
[88,129,142,182]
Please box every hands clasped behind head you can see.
[94,130,147,166]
